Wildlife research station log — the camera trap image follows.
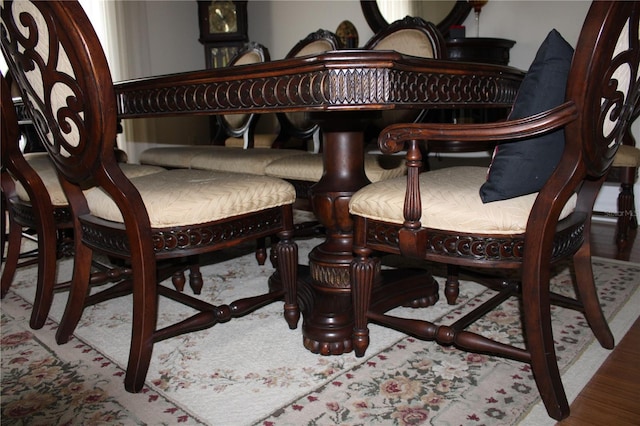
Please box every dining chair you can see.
[213,42,281,149]
[1,0,299,393]
[348,1,639,420]
[362,15,447,142]
[602,123,640,246]
[1,75,169,328]
[274,29,342,154]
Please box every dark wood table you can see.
[115,50,524,355]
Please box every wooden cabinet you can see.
[446,37,516,66]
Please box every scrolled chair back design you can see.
[1,0,115,183]
[566,9,640,177]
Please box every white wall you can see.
[114,1,210,163]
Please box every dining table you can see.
[115,49,524,356]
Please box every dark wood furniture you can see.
[112,47,523,356]
[275,29,342,153]
[197,0,249,69]
[1,76,73,329]
[348,1,639,421]
[446,37,515,66]
[1,0,299,393]
[212,42,273,147]
[603,115,640,246]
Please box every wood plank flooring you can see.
[556,220,639,425]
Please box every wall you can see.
[115,1,210,163]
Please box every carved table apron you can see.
[115,50,524,355]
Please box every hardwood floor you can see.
[556,219,640,425]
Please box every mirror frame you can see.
[360,0,471,38]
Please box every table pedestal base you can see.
[295,263,439,356]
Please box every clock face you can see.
[209,1,238,34]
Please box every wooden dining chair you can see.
[1,75,168,328]
[602,121,640,246]
[349,1,639,420]
[363,15,447,141]
[274,29,342,154]
[214,42,281,149]
[1,0,299,393]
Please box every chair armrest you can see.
[378,102,579,155]
[384,101,579,235]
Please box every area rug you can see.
[2,236,639,425]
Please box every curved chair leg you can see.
[29,222,59,329]
[521,262,569,421]
[0,210,22,297]
[124,256,158,393]
[573,245,615,348]
[351,245,379,358]
[55,241,94,344]
[277,228,299,329]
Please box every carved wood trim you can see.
[79,208,286,258]
[364,219,585,263]
[115,53,523,118]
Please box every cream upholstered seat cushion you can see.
[349,166,577,234]
[190,148,307,175]
[612,144,640,167]
[225,133,280,149]
[139,146,217,168]
[84,169,296,227]
[264,152,406,183]
[15,153,165,206]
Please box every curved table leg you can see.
[299,114,439,355]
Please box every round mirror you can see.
[361,0,471,38]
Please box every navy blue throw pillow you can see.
[480,29,574,203]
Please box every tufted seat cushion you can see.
[189,147,307,175]
[139,146,217,169]
[15,153,165,206]
[225,133,280,149]
[349,167,577,234]
[264,152,406,183]
[84,169,296,227]
[612,144,640,167]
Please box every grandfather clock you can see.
[197,1,248,68]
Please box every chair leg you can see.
[445,264,460,305]
[55,241,94,344]
[276,229,299,330]
[0,211,22,297]
[521,261,569,421]
[616,168,637,245]
[256,237,267,265]
[29,223,59,329]
[124,255,158,393]
[573,244,614,348]
[188,263,203,295]
[351,246,379,358]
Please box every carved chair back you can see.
[1,0,298,393]
[363,16,447,138]
[276,29,342,153]
[216,42,271,147]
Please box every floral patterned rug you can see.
[2,236,639,425]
